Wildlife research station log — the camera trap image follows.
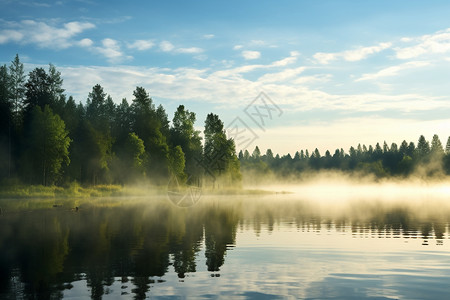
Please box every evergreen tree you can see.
[203,113,241,186]
[47,64,65,103]
[0,65,12,179]
[9,54,26,126]
[24,68,51,120]
[252,146,261,159]
[131,86,169,182]
[170,105,202,181]
[430,134,444,156]
[446,137,450,154]
[416,135,430,159]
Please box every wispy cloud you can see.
[314,42,392,64]
[49,50,449,119]
[159,40,175,52]
[242,50,261,60]
[356,61,430,81]
[258,66,306,83]
[93,38,131,63]
[176,47,203,54]
[396,28,450,59]
[159,40,203,54]
[233,45,243,50]
[0,19,95,49]
[203,34,215,39]
[127,39,154,51]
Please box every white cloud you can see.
[93,38,131,63]
[292,74,332,85]
[258,66,306,83]
[313,52,338,64]
[0,20,95,49]
[271,55,298,67]
[356,61,430,81]
[78,38,93,47]
[314,42,392,64]
[176,47,204,54]
[158,41,203,54]
[233,45,243,50]
[52,50,450,117]
[160,40,175,52]
[203,34,215,39]
[0,29,23,43]
[242,50,261,60]
[343,43,392,61]
[128,39,154,51]
[396,28,450,59]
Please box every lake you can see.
[1,184,450,299]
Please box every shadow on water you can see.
[0,195,449,299]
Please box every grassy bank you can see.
[0,182,276,199]
[0,182,165,199]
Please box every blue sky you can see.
[2,0,450,155]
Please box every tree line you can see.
[240,134,450,179]
[0,55,241,187]
[1,54,448,188]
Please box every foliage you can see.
[2,54,449,190]
[24,105,71,185]
[0,55,242,190]
[240,134,450,180]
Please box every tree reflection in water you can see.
[0,196,449,299]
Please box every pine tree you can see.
[9,54,26,126]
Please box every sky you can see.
[1,0,450,155]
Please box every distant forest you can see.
[240,135,450,181]
[1,55,449,188]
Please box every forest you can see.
[239,135,450,182]
[0,55,240,188]
[1,54,450,190]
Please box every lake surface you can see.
[1,186,450,299]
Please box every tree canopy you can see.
[1,54,449,188]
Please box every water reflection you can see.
[0,195,449,299]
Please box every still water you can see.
[1,188,450,299]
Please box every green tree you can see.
[156,104,170,138]
[170,105,202,181]
[9,54,26,126]
[203,113,241,187]
[446,136,450,154]
[24,68,51,120]
[431,134,444,156]
[86,84,108,130]
[416,135,430,160]
[131,86,169,182]
[112,132,146,183]
[71,120,112,184]
[0,65,12,179]
[169,145,187,183]
[47,64,65,104]
[252,146,261,159]
[26,105,71,185]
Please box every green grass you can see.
[0,183,130,199]
[0,182,273,200]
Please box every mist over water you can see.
[2,181,450,299]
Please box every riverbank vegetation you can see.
[1,54,449,197]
